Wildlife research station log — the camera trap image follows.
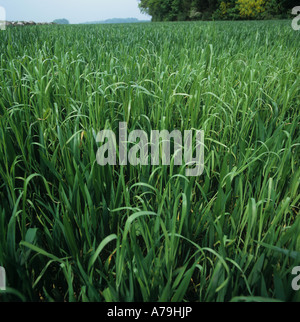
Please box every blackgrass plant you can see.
[0,20,299,302]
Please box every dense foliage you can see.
[0,20,299,302]
[138,0,299,21]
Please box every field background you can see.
[0,20,299,302]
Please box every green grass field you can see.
[0,20,299,302]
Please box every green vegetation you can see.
[0,20,299,302]
[138,0,297,21]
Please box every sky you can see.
[0,0,151,24]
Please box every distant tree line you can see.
[138,0,299,21]
[53,18,69,25]
[83,18,144,24]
